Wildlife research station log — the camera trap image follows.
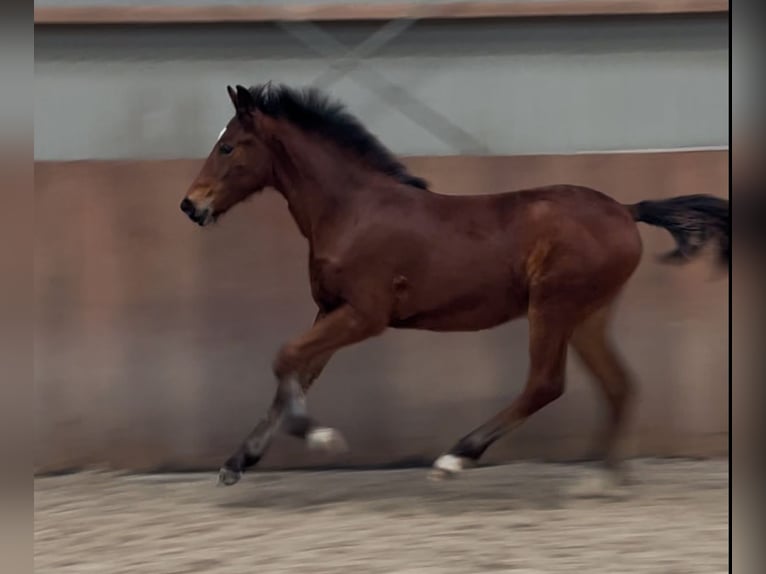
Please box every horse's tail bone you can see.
[626,194,729,268]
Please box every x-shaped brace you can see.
[278,11,489,155]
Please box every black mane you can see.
[249,83,429,190]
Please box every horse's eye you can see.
[219,143,234,155]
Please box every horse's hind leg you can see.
[430,308,573,479]
[569,302,636,493]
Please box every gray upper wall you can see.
[34,14,728,160]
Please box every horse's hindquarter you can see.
[500,185,643,316]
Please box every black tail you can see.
[629,194,729,268]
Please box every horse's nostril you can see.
[180,198,195,216]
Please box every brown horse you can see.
[180,83,729,488]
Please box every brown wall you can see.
[34,151,729,473]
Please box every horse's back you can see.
[424,183,639,257]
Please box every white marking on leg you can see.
[306,427,348,454]
[428,454,473,481]
[434,454,465,473]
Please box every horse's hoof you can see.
[428,454,470,481]
[568,469,628,499]
[427,468,454,482]
[307,427,348,454]
[217,467,242,487]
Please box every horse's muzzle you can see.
[180,198,213,226]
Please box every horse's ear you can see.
[235,85,255,114]
[226,85,238,109]
[227,85,256,124]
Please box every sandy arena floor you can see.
[35,459,727,574]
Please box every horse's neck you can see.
[270,132,365,243]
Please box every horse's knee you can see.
[605,378,635,424]
[605,364,635,404]
[524,379,564,413]
[610,379,633,405]
[273,343,301,380]
[536,380,564,404]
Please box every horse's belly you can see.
[391,286,526,332]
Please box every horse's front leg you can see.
[273,342,347,453]
[218,305,385,486]
[215,349,337,487]
[253,310,335,444]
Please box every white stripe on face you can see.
[217,127,227,141]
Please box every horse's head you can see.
[180,85,274,226]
